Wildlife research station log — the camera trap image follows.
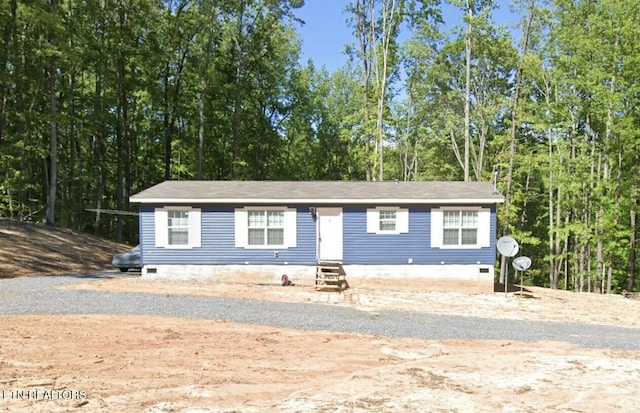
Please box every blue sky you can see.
[295,1,520,73]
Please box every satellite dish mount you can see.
[497,236,520,295]
[512,256,532,296]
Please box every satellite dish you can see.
[512,256,532,272]
[497,236,519,257]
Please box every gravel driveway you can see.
[2,274,640,351]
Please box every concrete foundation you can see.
[141,263,495,293]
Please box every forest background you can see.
[1,0,638,294]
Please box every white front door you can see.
[317,208,343,262]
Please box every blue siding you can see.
[342,205,496,265]
[140,203,497,266]
[140,204,316,266]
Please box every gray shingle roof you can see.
[130,180,504,204]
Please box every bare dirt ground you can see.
[0,218,125,278]
[2,218,640,412]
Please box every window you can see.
[431,207,490,249]
[168,210,189,245]
[248,210,284,246]
[366,207,408,234]
[443,210,478,245]
[154,207,201,248]
[379,210,397,231]
[235,207,296,248]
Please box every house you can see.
[130,180,504,292]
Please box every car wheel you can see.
[119,268,128,272]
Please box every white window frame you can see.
[248,210,285,246]
[366,207,409,234]
[443,210,478,246]
[235,207,297,249]
[379,210,397,232]
[168,210,190,246]
[430,207,490,249]
[154,207,201,249]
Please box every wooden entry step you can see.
[315,262,348,291]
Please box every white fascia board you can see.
[130,197,504,204]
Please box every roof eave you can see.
[129,197,505,204]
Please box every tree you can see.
[347,0,409,181]
[45,0,61,226]
[498,0,536,284]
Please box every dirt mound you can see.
[0,218,129,278]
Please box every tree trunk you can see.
[115,3,130,242]
[197,27,214,180]
[163,60,172,180]
[500,0,535,283]
[549,167,557,288]
[546,74,559,289]
[628,195,637,292]
[559,209,569,289]
[463,2,472,182]
[354,0,374,181]
[231,0,246,179]
[401,93,417,182]
[519,153,532,227]
[45,0,58,227]
[92,14,106,236]
[605,42,619,294]
[0,0,18,147]
[69,66,81,229]
[607,149,622,294]
[595,230,603,294]
[373,0,399,182]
